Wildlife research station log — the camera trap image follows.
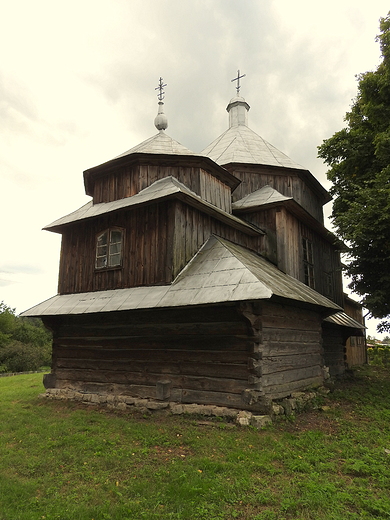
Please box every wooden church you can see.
[22,76,365,412]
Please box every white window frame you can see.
[95,228,123,269]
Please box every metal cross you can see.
[155,77,167,101]
[231,70,246,95]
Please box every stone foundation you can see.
[40,385,331,429]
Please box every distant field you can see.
[1,367,390,520]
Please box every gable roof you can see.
[43,177,262,236]
[232,185,292,210]
[21,236,341,317]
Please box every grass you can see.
[1,367,390,519]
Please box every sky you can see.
[1,0,389,338]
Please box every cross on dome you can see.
[154,77,168,131]
[155,77,167,101]
[231,70,246,95]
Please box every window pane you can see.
[96,256,107,268]
[109,242,121,254]
[97,245,107,256]
[97,232,108,246]
[109,253,121,267]
[110,230,122,244]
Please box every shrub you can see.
[0,301,52,373]
[0,339,51,373]
[367,345,390,367]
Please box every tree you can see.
[318,12,390,333]
[0,301,52,372]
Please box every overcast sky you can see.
[1,0,389,337]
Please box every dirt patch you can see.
[276,409,340,435]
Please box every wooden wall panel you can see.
[229,165,324,223]
[321,323,346,376]
[247,207,344,306]
[171,201,264,278]
[58,203,173,294]
[239,302,325,400]
[48,306,260,409]
[92,164,232,213]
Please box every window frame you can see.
[302,237,315,289]
[95,227,124,270]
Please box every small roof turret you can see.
[227,71,250,127]
[202,71,305,171]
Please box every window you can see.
[323,271,334,299]
[95,228,123,269]
[302,237,315,288]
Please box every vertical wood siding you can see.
[58,203,173,294]
[92,164,232,213]
[58,200,263,294]
[229,165,324,222]
[171,201,264,278]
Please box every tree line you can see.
[0,301,52,373]
[318,12,390,333]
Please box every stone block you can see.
[272,404,285,416]
[170,404,184,415]
[146,401,169,410]
[282,398,297,416]
[237,410,252,426]
[250,415,272,429]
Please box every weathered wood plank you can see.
[55,347,249,363]
[261,365,322,387]
[56,369,246,393]
[263,376,324,400]
[260,342,321,357]
[262,329,320,343]
[261,353,323,375]
[56,359,249,379]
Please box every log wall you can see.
[239,301,325,400]
[321,323,347,377]
[44,301,330,408]
[58,203,173,294]
[45,306,262,410]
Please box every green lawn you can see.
[1,367,390,520]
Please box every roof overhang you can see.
[44,177,263,237]
[22,236,341,318]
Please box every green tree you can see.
[318,12,390,333]
[0,302,16,346]
[0,301,52,372]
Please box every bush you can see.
[0,340,51,373]
[0,301,52,373]
[367,345,390,367]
